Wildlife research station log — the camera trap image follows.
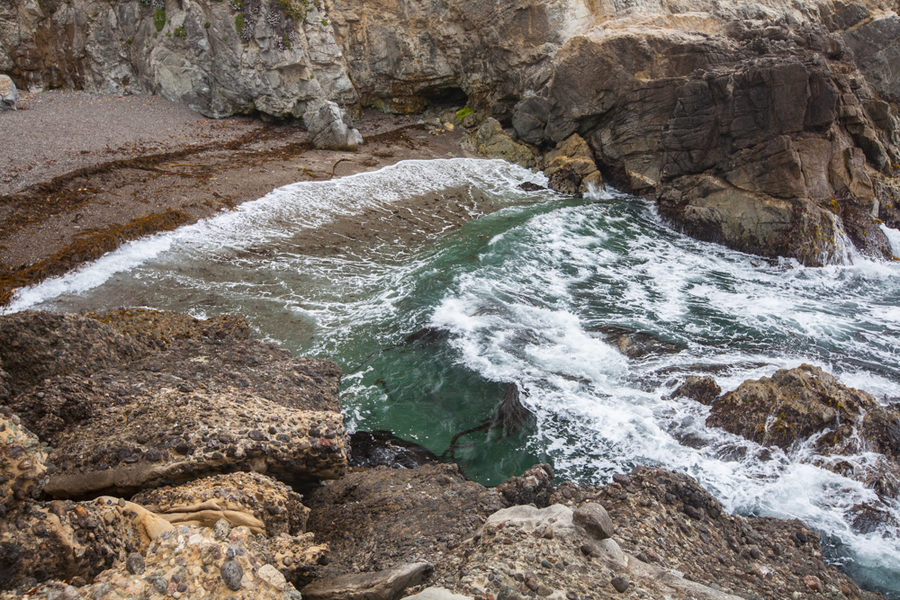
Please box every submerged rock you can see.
[593,325,685,359]
[669,376,722,406]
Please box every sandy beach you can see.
[0,92,476,305]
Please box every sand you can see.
[0,91,481,304]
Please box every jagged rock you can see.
[300,562,433,600]
[541,133,602,196]
[475,118,536,168]
[2,311,347,497]
[0,74,16,111]
[132,471,309,537]
[593,325,685,359]
[707,365,900,505]
[303,463,507,581]
[548,466,871,599]
[3,523,319,599]
[0,496,173,590]
[496,463,555,508]
[303,100,363,151]
[0,407,48,516]
[669,376,721,406]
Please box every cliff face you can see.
[2,0,899,263]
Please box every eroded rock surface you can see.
[1,310,347,497]
[133,471,310,537]
[0,407,47,516]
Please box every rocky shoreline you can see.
[1,309,897,599]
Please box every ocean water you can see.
[6,159,900,597]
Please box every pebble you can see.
[611,576,630,593]
[125,552,145,575]
[220,559,244,591]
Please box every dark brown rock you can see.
[669,376,721,406]
[496,463,555,508]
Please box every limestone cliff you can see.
[2,0,900,263]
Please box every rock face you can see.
[707,364,900,504]
[0,74,15,110]
[0,0,356,119]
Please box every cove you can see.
[7,158,900,598]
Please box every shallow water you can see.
[7,159,900,597]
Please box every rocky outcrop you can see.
[303,99,363,151]
[0,310,348,497]
[669,375,722,406]
[2,521,320,599]
[0,74,15,110]
[132,471,310,536]
[474,118,536,168]
[706,365,900,506]
[0,407,47,516]
[540,133,603,196]
[0,496,173,590]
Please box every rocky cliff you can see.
[2,0,900,260]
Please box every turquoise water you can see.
[7,159,900,596]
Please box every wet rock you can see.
[300,561,433,600]
[0,497,171,589]
[541,134,602,196]
[0,75,15,111]
[592,326,685,359]
[670,376,721,406]
[132,471,309,536]
[303,100,364,151]
[349,430,440,470]
[0,408,47,515]
[496,463,555,508]
[475,118,536,168]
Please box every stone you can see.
[404,588,474,600]
[496,463,555,508]
[573,502,616,541]
[0,74,16,111]
[2,311,347,497]
[707,364,900,503]
[301,561,433,600]
[0,407,47,515]
[7,524,311,599]
[132,471,309,536]
[541,134,601,196]
[669,376,721,406]
[303,100,364,151]
[610,577,630,593]
[475,118,536,168]
[0,497,172,589]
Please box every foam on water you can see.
[7,159,900,596]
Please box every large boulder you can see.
[474,118,536,168]
[303,100,363,151]
[707,365,900,502]
[540,133,603,196]
[0,74,15,110]
[133,471,309,536]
